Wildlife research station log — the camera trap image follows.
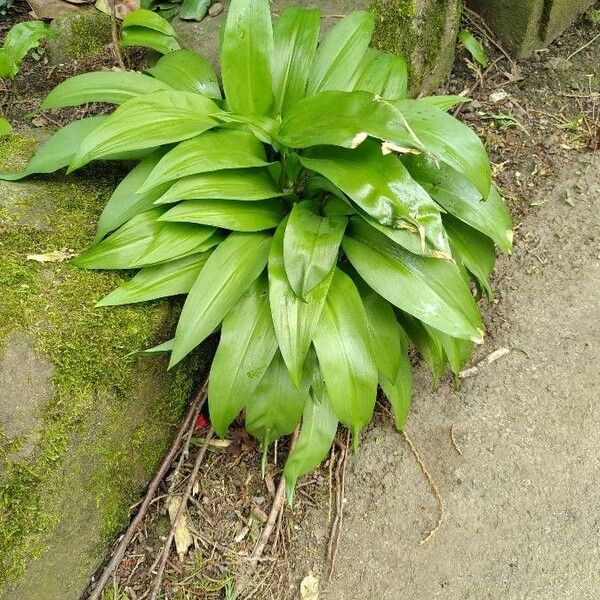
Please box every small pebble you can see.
[209,2,223,16]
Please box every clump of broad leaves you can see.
[1,1,512,500]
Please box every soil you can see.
[1,2,599,599]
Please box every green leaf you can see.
[458,30,488,67]
[382,54,408,100]
[0,117,11,136]
[433,328,473,375]
[343,218,484,342]
[72,208,165,270]
[221,0,274,116]
[138,130,269,192]
[272,8,320,114]
[170,231,271,366]
[358,285,401,383]
[284,389,338,502]
[147,49,222,98]
[306,11,375,95]
[397,312,446,387]
[209,277,278,437]
[121,27,181,54]
[246,351,309,448]
[97,252,210,306]
[283,200,347,297]
[95,151,170,242]
[419,95,471,111]
[154,168,283,204]
[443,214,496,299]
[301,139,446,251]
[394,99,491,198]
[268,219,333,387]
[352,49,392,96]
[279,90,418,150]
[0,21,58,79]
[0,116,106,180]
[404,155,513,252]
[312,268,378,445]
[179,0,210,21]
[123,8,177,36]
[159,198,286,231]
[132,222,216,267]
[68,91,219,171]
[379,325,411,430]
[41,71,172,109]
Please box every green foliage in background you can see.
[0,20,58,80]
[0,2,512,500]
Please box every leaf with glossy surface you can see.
[139,130,268,192]
[95,151,169,242]
[397,312,446,387]
[301,140,445,250]
[246,351,309,451]
[279,90,418,150]
[41,71,171,108]
[170,231,271,366]
[312,268,377,445]
[160,198,285,231]
[209,277,278,437]
[306,11,374,95]
[268,219,333,387]
[358,285,401,382]
[123,8,177,35]
[147,49,222,98]
[443,214,496,299]
[69,91,219,171]
[343,219,484,342]
[121,27,180,54]
[394,99,491,198]
[179,0,210,21]
[72,208,165,270]
[221,0,274,116]
[404,154,513,252]
[382,54,408,100]
[0,116,106,181]
[272,8,320,114]
[352,49,392,96]
[433,328,473,375]
[283,200,347,297]
[379,325,411,430]
[155,168,283,204]
[97,252,210,306]
[132,222,216,267]
[284,390,338,502]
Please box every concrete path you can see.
[313,154,600,600]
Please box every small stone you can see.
[489,90,508,103]
[208,2,223,17]
[544,56,572,71]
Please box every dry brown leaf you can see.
[166,496,194,561]
[95,0,140,19]
[27,0,80,18]
[26,249,75,263]
[208,438,231,448]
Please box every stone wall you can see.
[0,133,206,600]
[468,0,595,57]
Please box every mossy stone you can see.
[0,132,207,600]
[47,9,112,63]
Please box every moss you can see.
[0,134,198,588]
[61,11,112,58]
[369,0,461,94]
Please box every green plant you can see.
[0,0,15,16]
[0,2,512,500]
[0,20,58,80]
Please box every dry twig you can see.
[148,426,215,600]
[109,0,126,70]
[402,430,446,545]
[88,382,208,600]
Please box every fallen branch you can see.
[459,347,510,379]
[88,381,208,600]
[233,427,300,598]
[109,0,126,70]
[148,425,214,600]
